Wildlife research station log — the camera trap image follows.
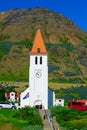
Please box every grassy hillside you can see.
[0,8,87,44]
[0,107,43,130]
[0,7,87,85]
[0,40,87,84]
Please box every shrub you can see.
[15,39,32,49]
[51,106,87,130]
[13,106,43,126]
[0,34,11,41]
[55,86,87,100]
[23,125,43,130]
[0,42,13,60]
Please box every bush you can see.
[51,106,87,130]
[55,86,87,100]
[13,106,43,126]
[0,42,13,60]
[0,34,11,41]
[23,125,43,130]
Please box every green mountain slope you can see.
[0,8,87,83]
[0,40,87,83]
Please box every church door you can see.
[34,100,43,109]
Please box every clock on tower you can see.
[35,69,42,78]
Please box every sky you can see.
[0,0,87,32]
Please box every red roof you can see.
[15,93,19,98]
[30,29,48,54]
[77,100,87,103]
[6,92,10,97]
[5,92,19,98]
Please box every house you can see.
[5,92,19,102]
[55,98,64,106]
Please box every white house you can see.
[20,29,55,109]
[5,92,19,102]
[55,98,64,106]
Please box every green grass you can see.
[0,107,43,130]
[0,109,27,128]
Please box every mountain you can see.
[0,7,87,44]
[0,8,87,83]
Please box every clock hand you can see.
[36,72,39,75]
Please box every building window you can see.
[35,57,37,64]
[37,48,40,53]
[40,57,42,64]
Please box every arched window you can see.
[40,57,42,64]
[37,48,40,53]
[35,57,37,64]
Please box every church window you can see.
[40,57,42,64]
[37,48,41,53]
[35,57,37,64]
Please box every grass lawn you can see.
[0,107,43,130]
[0,109,24,130]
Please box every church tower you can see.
[29,29,48,109]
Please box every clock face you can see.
[35,69,42,78]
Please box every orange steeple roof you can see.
[30,29,48,54]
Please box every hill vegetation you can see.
[0,107,43,130]
[51,106,87,130]
[0,40,87,84]
[0,7,87,84]
[0,8,87,44]
[55,85,87,100]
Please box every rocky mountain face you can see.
[0,8,87,83]
[0,7,87,44]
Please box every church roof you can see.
[30,29,48,54]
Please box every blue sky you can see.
[0,0,87,32]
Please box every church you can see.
[20,29,55,109]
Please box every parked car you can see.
[15,103,21,109]
[0,101,17,109]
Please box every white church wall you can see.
[29,67,48,109]
[29,54,48,109]
[42,66,48,109]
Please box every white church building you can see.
[20,29,55,109]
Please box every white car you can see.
[0,101,17,109]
